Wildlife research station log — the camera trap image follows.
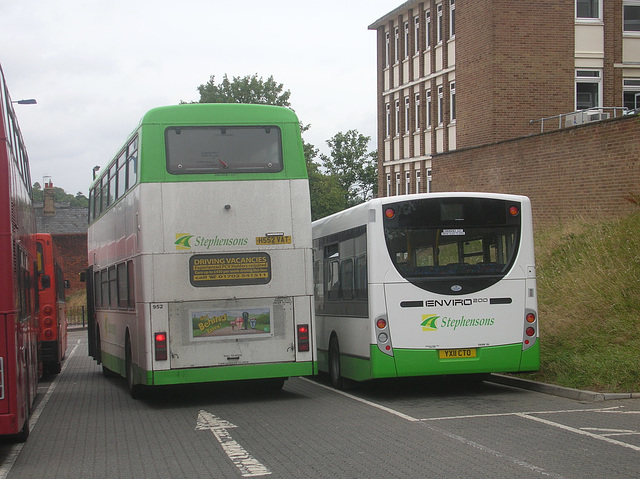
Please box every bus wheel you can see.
[329,336,344,389]
[14,417,29,443]
[125,335,144,399]
[97,328,115,378]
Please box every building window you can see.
[416,170,421,193]
[405,171,411,195]
[395,100,400,136]
[386,174,391,197]
[414,93,421,131]
[404,97,410,133]
[623,79,640,110]
[427,169,432,193]
[437,85,444,125]
[450,0,456,38]
[394,27,399,63]
[414,16,420,54]
[426,89,432,128]
[624,1,640,33]
[385,103,391,137]
[395,173,401,196]
[450,81,456,121]
[404,22,410,59]
[576,0,600,19]
[575,70,601,110]
[385,32,390,67]
[437,4,443,43]
[425,11,431,48]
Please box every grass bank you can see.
[521,206,640,393]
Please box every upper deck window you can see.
[165,126,283,174]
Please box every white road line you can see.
[301,378,565,478]
[0,340,80,479]
[418,406,624,422]
[517,413,640,452]
[299,377,420,422]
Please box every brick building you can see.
[368,0,640,199]
[35,182,88,295]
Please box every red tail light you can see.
[154,332,168,361]
[525,327,535,337]
[297,324,310,352]
[44,329,54,339]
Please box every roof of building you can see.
[34,202,88,235]
[368,1,416,30]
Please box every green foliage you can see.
[32,182,89,207]
[522,210,640,392]
[196,74,292,107]
[319,130,377,206]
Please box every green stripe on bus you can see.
[149,361,317,386]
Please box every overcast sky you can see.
[1,0,394,196]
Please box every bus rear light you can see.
[154,332,168,361]
[43,305,53,315]
[297,324,310,352]
[378,333,388,343]
[526,313,536,323]
[376,318,387,329]
[384,208,396,219]
[43,317,53,327]
[525,327,535,337]
[44,329,54,339]
[509,205,519,216]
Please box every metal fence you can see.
[67,306,87,327]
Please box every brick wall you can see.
[50,233,87,296]
[432,114,640,227]
[456,0,575,149]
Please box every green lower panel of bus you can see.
[319,342,540,382]
[101,351,316,385]
[148,361,317,386]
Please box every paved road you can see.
[1,330,638,478]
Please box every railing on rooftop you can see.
[529,107,631,133]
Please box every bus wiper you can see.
[218,158,228,168]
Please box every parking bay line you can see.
[301,378,567,478]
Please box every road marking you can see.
[581,428,640,437]
[517,413,640,452]
[301,378,565,478]
[196,409,271,477]
[418,405,624,422]
[0,340,80,479]
[299,377,420,422]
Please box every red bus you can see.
[36,233,68,374]
[0,63,39,441]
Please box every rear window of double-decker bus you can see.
[165,126,283,174]
[383,198,521,280]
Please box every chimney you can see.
[43,178,55,216]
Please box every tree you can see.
[196,74,292,106]
[32,182,89,207]
[303,135,348,220]
[320,130,378,206]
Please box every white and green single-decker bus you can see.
[313,192,539,388]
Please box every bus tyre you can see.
[329,336,344,390]
[15,417,29,443]
[125,335,144,399]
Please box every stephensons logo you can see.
[421,314,495,331]
[175,233,249,250]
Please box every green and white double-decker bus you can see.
[313,193,539,388]
[86,104,315,397]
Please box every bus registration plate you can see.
[256,236,292,245]
[438,348,477,359]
